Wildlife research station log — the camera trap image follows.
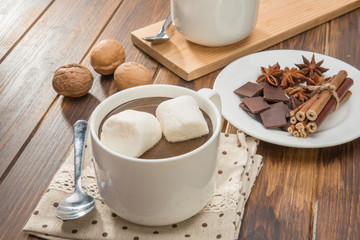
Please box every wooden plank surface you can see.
[0,0,122,178]
[315,9,360,240]
[0,0,53,60]
[131,0,360,81]
[0,0,169,239]
[81,0,171,97]
[316,141,360,240]
[225,23,328,239]
[0,0,359,239]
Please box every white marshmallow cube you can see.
[156,95,209,143]
[100,110,162,158]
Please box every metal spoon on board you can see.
[142,13,172,44]
[56,120,95,220]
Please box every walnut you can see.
[114,62,152,90]
[52,63,93,98]
[90,39,125,75]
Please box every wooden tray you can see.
[131,0,360,81]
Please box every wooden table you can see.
[1,0,359,239]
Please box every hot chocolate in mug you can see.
[171,0,259,47]
[89,85,222,226]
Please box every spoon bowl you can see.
[56,192,95,220]
[56,120,95,220]
[143,13,172,44]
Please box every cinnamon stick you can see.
[306,122,317,133]
[337,90,352,108]
[290,101,306,117]
[314,78,353,127]
[305,77,353,133]
[300,129,309,138]
[295,119,309,131]
[292,130,300,137]
[307,90,352,132]
[306,70,348,121]
[290,116,297,124]
[295,94,319,121]
[288,124,296,134]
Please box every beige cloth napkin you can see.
[24,131,263,240]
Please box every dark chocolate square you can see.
[289,95,302,110]
[234,82,263,98]
[260,107,287,129]
[239,102,252,113]
[280,120,293,131]
[271,102,291,118]
[241,96,270,114]
[263,84,289,103]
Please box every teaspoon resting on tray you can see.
[142,13,172,44]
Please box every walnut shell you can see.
[52,63,93,98]
[90,39,125,75]
[114,62,152,90]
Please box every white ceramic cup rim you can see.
[89,84,222,164]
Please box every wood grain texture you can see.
[81,0,171,99]
[315,9,360,240]
[0,96,97,240]
[0,0,123,237]
[0,0,53,61]
[0,0,121,178]
[0,0,170,239]
[315,141,360,240]
[131,0,360,81]
[228,127,320,240]
[0,0,359,240]
[226,22,329,239]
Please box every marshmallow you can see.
[100,110,162,158]
[156,95,209,143]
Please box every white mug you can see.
[171,0,259,47]
[89,85,222,226]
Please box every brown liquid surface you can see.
[99,97,213,159]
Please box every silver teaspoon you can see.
[56,120,95,220]
[142,13,172,44]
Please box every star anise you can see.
[295,54,329,80]
[280,67,306,89]
[256,63,283,87]
[285,86,312,103]
[305,74,331,86]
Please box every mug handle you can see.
[197,88,222,114]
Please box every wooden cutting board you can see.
[131,0,360,81]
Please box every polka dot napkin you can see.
[23,131,263,240]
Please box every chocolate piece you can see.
[263,84,289,103]
[271,102,291,118]
[259,102,289,128]
[258,82,270,91]
[280,120,293,131]
[258,82,268,87]
[289,95,302,110]
[234,82,263,97]
[239,102,252,113]
[241,96,270,114]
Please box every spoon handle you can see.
[160,13,172,33]
[73,120,88,191]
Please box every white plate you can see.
[214,49,360,148]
